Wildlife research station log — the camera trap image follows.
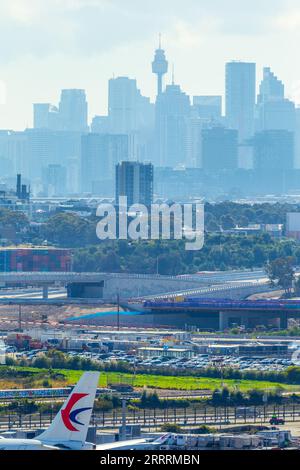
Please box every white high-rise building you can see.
[226,61,256,143]
[58,89,88,133]
[108,77,154,159]
[155,83,191,167]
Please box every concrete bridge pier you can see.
[279,312,288,329]
[219,311,229,331]
[218,310,290,331]
[42,286,49,300]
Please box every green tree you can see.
[266,257,295,295]
[220,215,235,230]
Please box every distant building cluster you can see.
[0,41,300,201]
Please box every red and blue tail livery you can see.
[37,372,100,449]
[61,392,92,431]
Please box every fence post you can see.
[293,404,295,422]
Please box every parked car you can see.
[269,416,285,425]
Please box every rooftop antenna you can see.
[159,32,162,49]
[172,63,175,85]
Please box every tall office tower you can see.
[42,164,67,197]
[24,128,82,182]
[256,67,295,133]
[66,157,80,194]
[226,61,256,142]
[192,96,222,121]
[295,108,300,169]
[0,131,12,177]
[115,161,153,207]
[155,83,191,167]
[257,99,295,133]
[81,133,128,193]
[108,77,153,133]
[25,129,58,179]
[58,89,88,132]
[108,77,139,134]
[152,36,168,97]
[201,126,238,171]
[33,103,60,130]
[5,131,28,177]
[91,116,111,134]
[185,118,209,168]
[108,77,154,158]
[257,67,284,104]
[253,130,294,170]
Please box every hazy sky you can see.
[1,0,300,129]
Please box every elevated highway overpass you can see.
[135,298,300,330]
[0,270,271,302]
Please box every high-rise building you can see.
[108,77,154,159]
[252,130,294,170]
[58,89,88,132]
[155,83,191,167]
[202,126,238,171]
[25,129,82,182]
[4,131,28,177]
[257,99,295,133]
[66,157,80,195]
[81,133,128,193]
[115,161,153,207]
[256,67,295,133]
[152,37,169,97]
[295,107,300,169]
[42,164,67,197]
[33,103,60,130]
[192,96,222,121]
[226,61,256,142]
[91,116,111,134]
[257,67,284,104]
[108,77,141,134]
[25,129,58,179]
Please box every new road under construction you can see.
[0,268,282,330]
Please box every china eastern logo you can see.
[61,393,92,432]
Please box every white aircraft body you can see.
[0,371,100,450]
[96,433,172,450]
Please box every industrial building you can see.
[0,247,72,272]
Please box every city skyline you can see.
[1,0,300,130]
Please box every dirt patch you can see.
[248,290,284,300]
[0,303,120,328]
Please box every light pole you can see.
[120,398,127,441]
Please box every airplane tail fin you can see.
[38,371,100,450]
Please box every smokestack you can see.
[16,174,21,199]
